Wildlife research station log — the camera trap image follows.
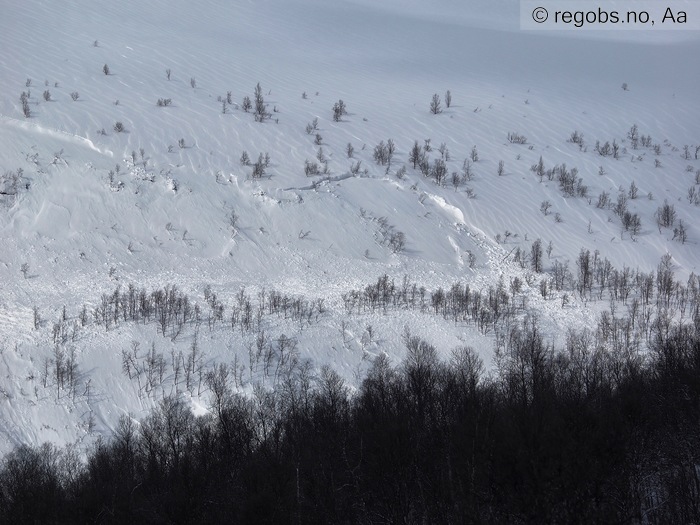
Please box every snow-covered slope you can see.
[0,0,698,454]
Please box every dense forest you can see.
[1,316,699,524]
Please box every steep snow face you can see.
[0,0,698,454]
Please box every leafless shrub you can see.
[672,220,688,243]
[20,92,30,118]
[305,118,318,135]
[430,93,442,114]
[389,231,406,253]
[507,132,527,144]
[332,100,347,122]
[568,130,584,146]
[655,200,676,228]
[304,160,320,176]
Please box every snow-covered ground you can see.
[0,0,698,455]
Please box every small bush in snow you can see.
[316,147,326,163]
[438,143,450,161]
[672,220,688,244]
[252,153,267,179]
[430,93,442,114]
[305,118,318,135]
[304,160,320,176]
[568,130,584,146]
[655,200,676,229]
[389,231,406,253]
[628,181,638,200]
[20,92,30,118]
[622,212,641,236]
[431,159,448,185]
[628,125,639,150]
[470,145,479,162]
[332,100,347,122]
[408,141,423,169]
[253,83,269,122]
[507,132,527,144]
[374,140,395,166]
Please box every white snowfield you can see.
[0,0,698,455]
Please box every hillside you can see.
[0,0,699,454]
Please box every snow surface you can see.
[0,0,698,454]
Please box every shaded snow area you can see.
[0,0,698,454]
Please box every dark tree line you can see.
[53,255,697,347]
[342,260,699,341]
[1,319,699,524]
[84,284,323,338]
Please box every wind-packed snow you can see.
[0,0,698,454]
